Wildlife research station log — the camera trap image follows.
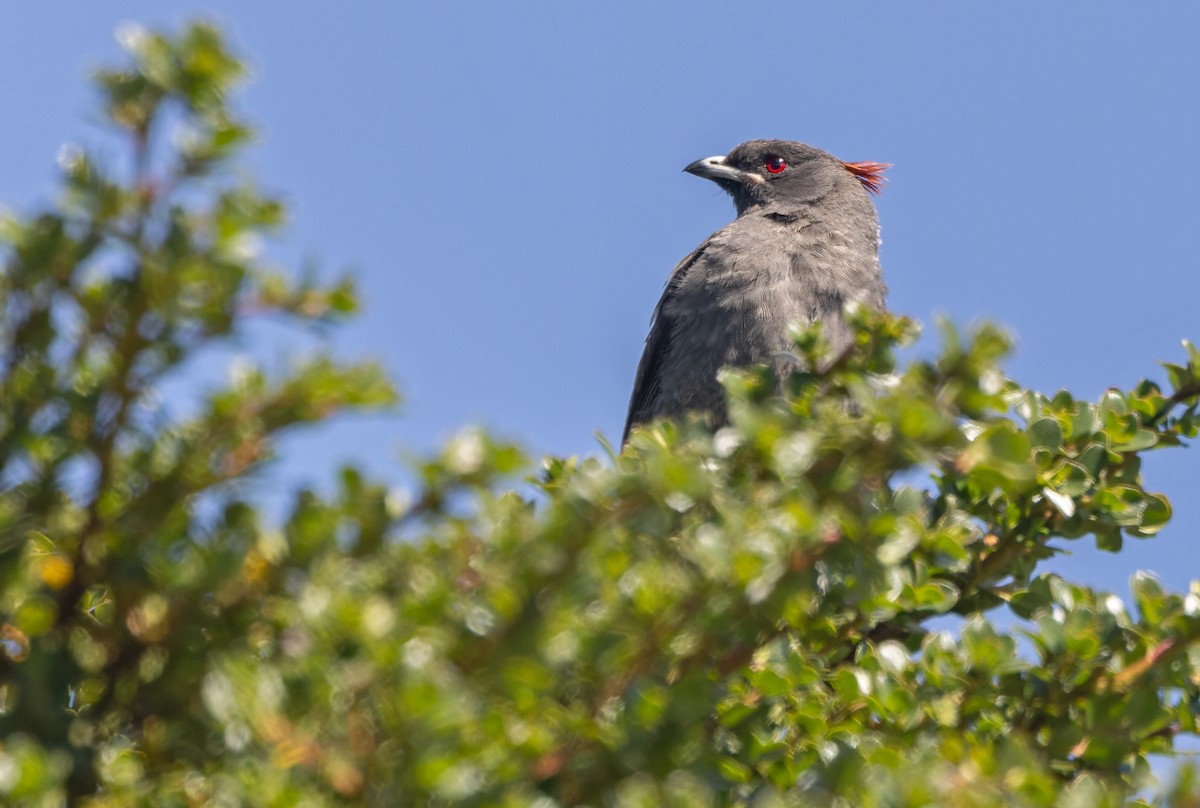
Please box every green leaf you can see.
[1010,577,1053,619]
[960,421,1036,493]
[1130,493,1172,536]
[1131,571,1167,623]
[1028,417,1063,451]
[1042,487,1076,518]
[1111,427,1157,452]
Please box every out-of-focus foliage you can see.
[1,21,1198,807]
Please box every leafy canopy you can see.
[0,20,1198,807]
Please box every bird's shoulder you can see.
[662,219,786,285]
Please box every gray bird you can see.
[622,139,889,442]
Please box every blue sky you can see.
[2,4,1198,598]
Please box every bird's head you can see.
[684,139,888,216]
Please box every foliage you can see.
[1,20,1199,807]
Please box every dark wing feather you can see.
[622,243,709,443]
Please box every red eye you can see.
[764,155,787,174]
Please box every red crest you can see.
[841,161,891,195]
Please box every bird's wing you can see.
[622,242,710,443]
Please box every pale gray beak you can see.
[683,155,760,184]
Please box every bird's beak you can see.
[683,155,761,185]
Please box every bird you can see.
[622,139,889,443]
